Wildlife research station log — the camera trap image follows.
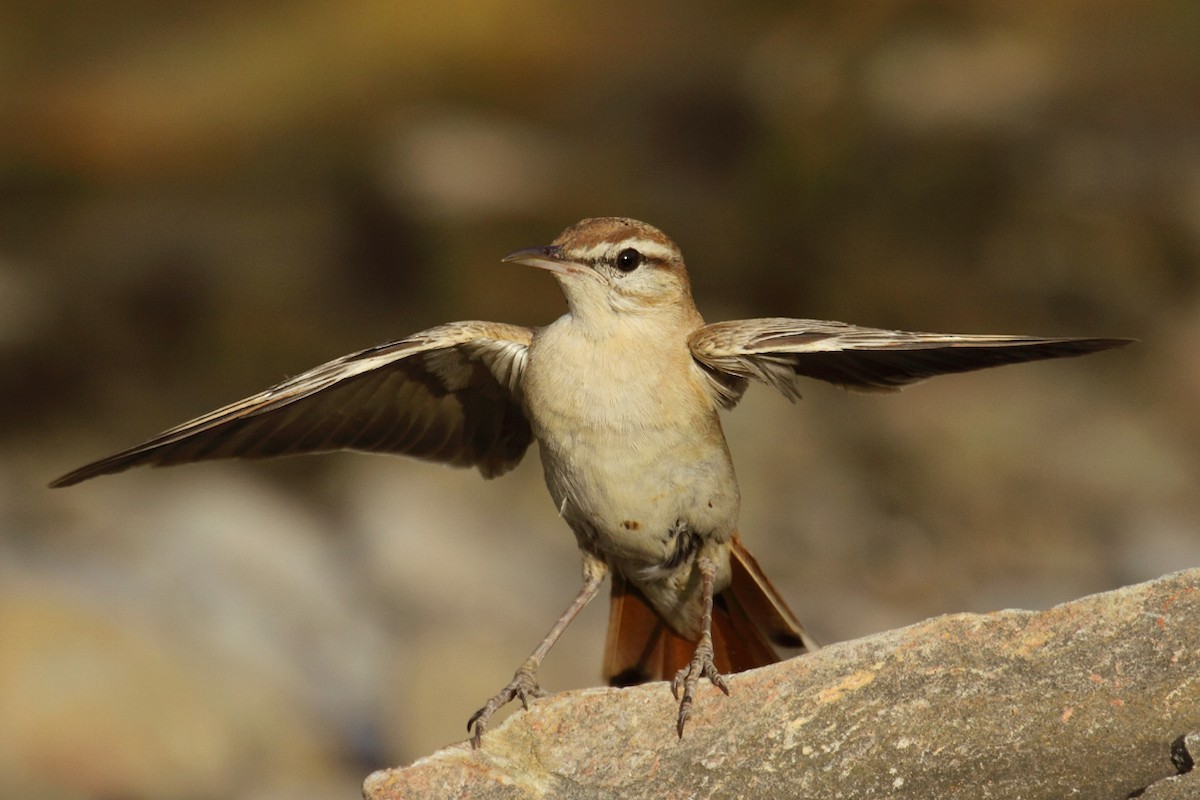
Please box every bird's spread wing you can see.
[51,321,535,486]
[689,318,1132,405]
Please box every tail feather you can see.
[728,531,820,652]
[711,591,780,671]
[603,573,693,685]
[603,531,815,685]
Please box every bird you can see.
[50,217,1132,746]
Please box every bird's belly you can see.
[534,417,740,569]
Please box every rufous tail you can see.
[602,531,817,686]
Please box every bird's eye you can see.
[615,248,642,273]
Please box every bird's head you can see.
[503,217,699,331]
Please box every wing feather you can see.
[690,318,1132,403]
[51,321,535,486]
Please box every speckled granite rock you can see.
[365,569,1200,800]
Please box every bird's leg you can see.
[468,553,608,748]
[671,556,729,738]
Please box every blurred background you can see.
[1,1,1197,797]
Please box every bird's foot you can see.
[467,659,547,748]
[671,632,730,738]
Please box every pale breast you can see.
[523,317,740,568]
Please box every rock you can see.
[1136,732,1200,799]
[364,569,1200,799]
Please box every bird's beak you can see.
[501,245,589,278]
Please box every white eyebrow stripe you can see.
[624,239,677,262]
[572,242,612,262]
[570,238,677,264]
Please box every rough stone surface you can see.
[1137,732,1200,799]
[364,569,1200,800]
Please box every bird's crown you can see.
[552,217,683,270]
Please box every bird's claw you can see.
[467,661,546,748]
[671,634,730,738]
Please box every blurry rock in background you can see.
[1,2,1195,799]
